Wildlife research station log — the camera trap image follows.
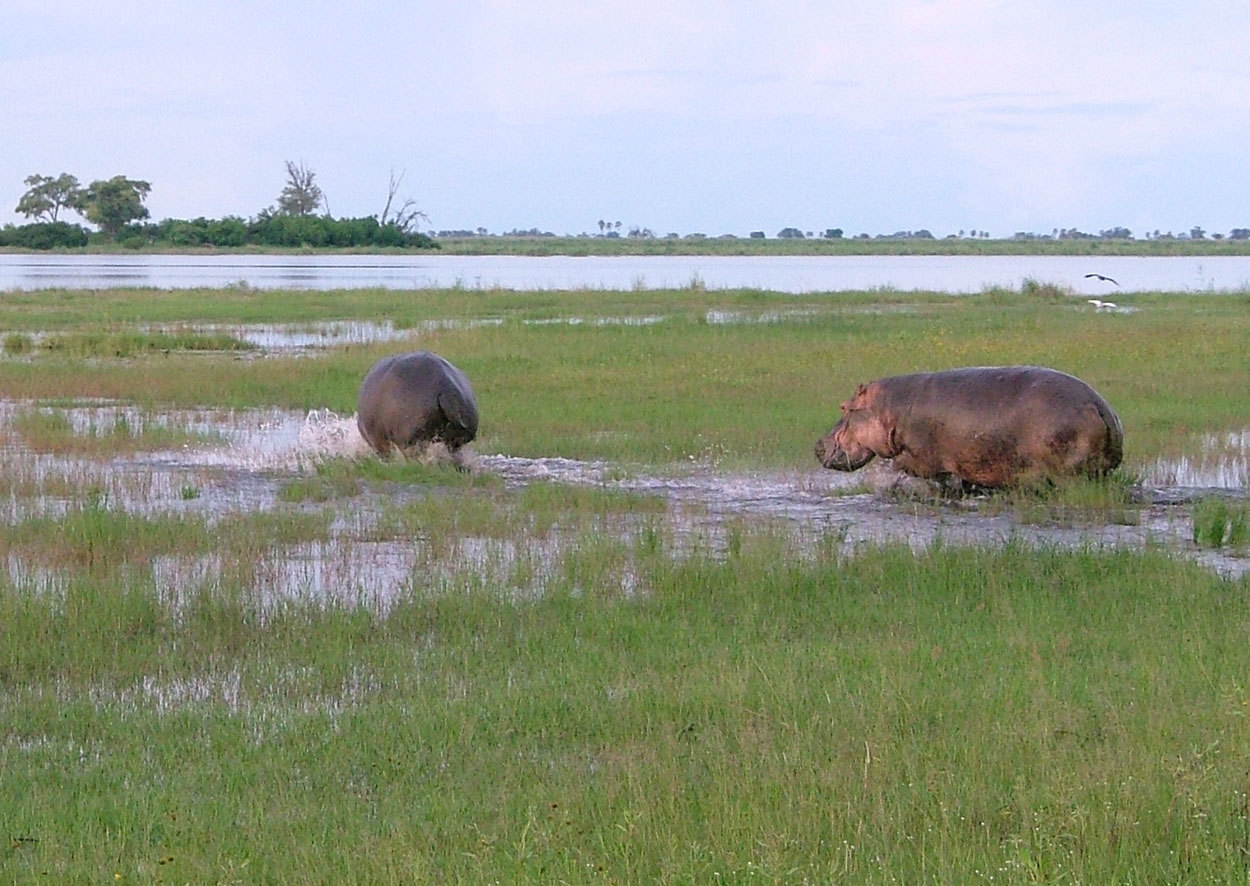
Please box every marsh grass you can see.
[2,284,1250,879]
[12,407,223,456]
[40,330,256,357]
[984,471,1143,526]
[0,499,330,576]
[277,455,498,503]
[1019,276,1073,301]
[3,331,34,353]
[1,288,1248,472]
[366,479,669,548]
[1192,496,1250,550]
[3,532,1250,882]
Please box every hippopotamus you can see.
[814,366,1123,488]
[357,350,479,462]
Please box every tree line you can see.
[1,162,437,250]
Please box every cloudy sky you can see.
[3,1,1248,238]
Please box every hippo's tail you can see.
[438,390,479,437]
[1093,399,1124,472]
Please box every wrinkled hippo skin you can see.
[357,350,479,460]
[814,366,1123,488]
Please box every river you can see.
[2,253,1250,293]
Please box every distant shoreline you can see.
[4,236,1250,258]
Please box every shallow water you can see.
[2,403,1247,610]
[1145,429,1250,489]
[194,320,413,349]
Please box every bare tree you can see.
[276,160,323,216]
[379,168,430,233]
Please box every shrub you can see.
[0,221,90,249]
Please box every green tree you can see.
[15,173,83,222]
[276,160,323,216]
[81,176,152,237]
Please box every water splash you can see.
[183,408,370,471]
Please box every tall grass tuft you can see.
[988,471,1143,526]
[3,331,35,354]
[1192,496,1250,549]
[1020,277,1073,300]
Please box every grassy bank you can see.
[10,236,1250,256]
[432,234,1250,257]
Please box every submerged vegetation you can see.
[11,407,224,456]
[0,282,1248,880]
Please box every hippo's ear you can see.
[843,383,869,412]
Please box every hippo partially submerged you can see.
[357,350,479,462]
[814,366,1123,488]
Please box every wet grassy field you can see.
[2,284,1249,881]
[1,284,1248,466]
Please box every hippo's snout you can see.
[814,436,832,466]
[815,433,874,472]
[815,436,848,470]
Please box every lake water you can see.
[3,253,1250,294]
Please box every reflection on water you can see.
[205,320,412,349]
[5,253,1250,293]
[1146,429,1250,489]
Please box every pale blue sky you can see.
[3,1,1248,238]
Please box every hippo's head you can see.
[814,382,896,471]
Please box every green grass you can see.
[981,471,1144,526]
[0,500,331,575]
[3,331,34,354]
[277,455,499,503]
[1,284,1248,881]
[39,330,256,356]
[3,287,1248,473]
[1193,497,1250,550]
[2,529,1249,882]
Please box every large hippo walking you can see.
[814,366,1123,488]
[357,350,479,461]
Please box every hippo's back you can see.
[357,350,478,453]
[887,366,1122,483]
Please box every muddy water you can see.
[2,403,1247,610]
